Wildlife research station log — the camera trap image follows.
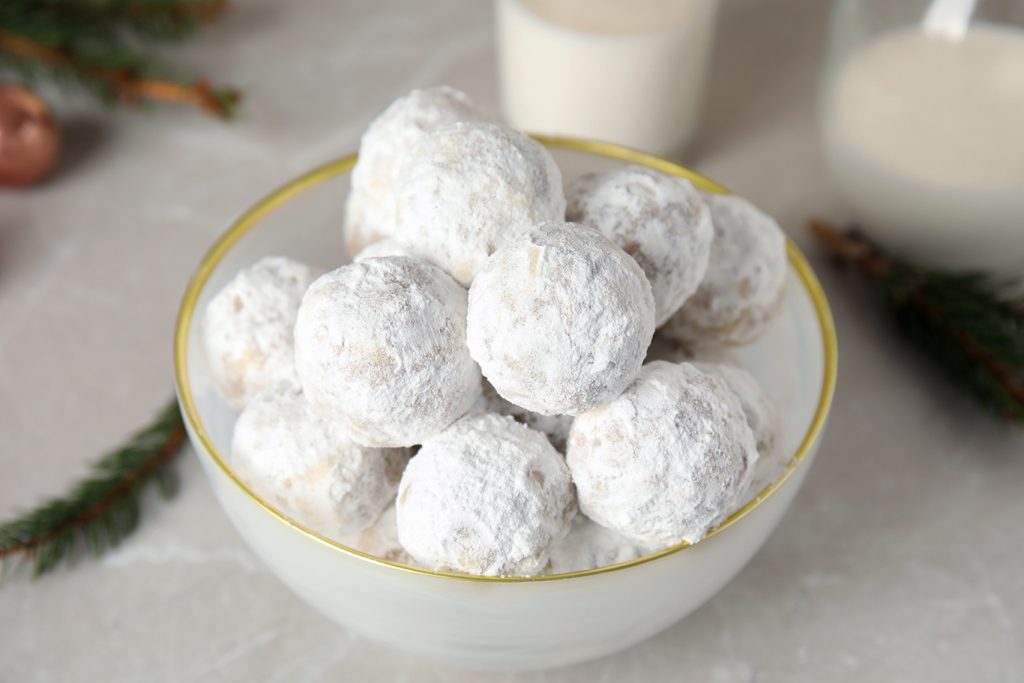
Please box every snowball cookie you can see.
[696,361,783,497]
[342,504,417,566]
[567,361,759,546]
[294,257,481,447]
[202,256,320,410]
[546,515,650,574]
[232,381,409,537]
[645,330,742,365]
[468,222,655,416]
[393,122,566,285]
[352,238,419,262]
[344,86,484,257]
[661,194,787,346]
[396,413,576,576]
[566,165,713,326]
[476,379,574,452]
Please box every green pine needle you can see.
[0,399,187,579]
[812,221,1024,425]
[0,0,238,118]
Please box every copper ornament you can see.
[0,85,60,186]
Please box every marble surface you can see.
[1,0,1022,680]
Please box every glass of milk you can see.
[496,0,719,157]
[820,0,1024,273]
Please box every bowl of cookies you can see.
[174,87,837,671]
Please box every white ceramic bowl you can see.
[174,138,838,672]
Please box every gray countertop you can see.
[2,0,1022,680]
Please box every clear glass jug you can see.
[819,0,1024,272]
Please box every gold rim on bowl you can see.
[173,136,839,583]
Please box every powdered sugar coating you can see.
[341,504,417,566]
[545,514,651,574]
[644,343,785,500]
[567,361,759,546]
[644,331,742,365]
[344,87,484,257]
[293,257,481,447]
[474,380,574,452]
[662,194,787,346]
[566,166,713,326]
[202,256,320,410]
[696,362,784,498]
[467,222,656,416]
[396,413,576,576]
[353,238,419,262]
[393,122,566,285]
[232,381,409,537]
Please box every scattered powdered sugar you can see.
[344,87,484,257]
[293,256,481,447]
[696,361,785,499]
[661,193,787,346]
[545,514,652,574]
[393,122,566,285]
[352,238,420,262]
[202,256,321,410]
[231,380,409,537]
[567,361,759,546]
[395,413,576,576]
[566,165,713,326]
[472,379,574,452]
[467,222,655,416]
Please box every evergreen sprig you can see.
[0,398,187,579]
[0,0,239,117]
[811,220,1024,425]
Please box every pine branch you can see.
[0,0,239,117]
[811,220,1024,425]
[0,398,188,579]
[0,31,239,117]
[25,0,229,41]
[75,0,229,35]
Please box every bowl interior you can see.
[176,138,836,580]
